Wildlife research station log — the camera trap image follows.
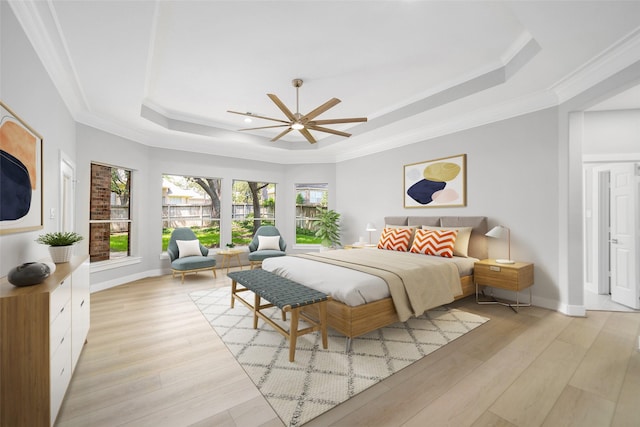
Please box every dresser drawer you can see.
[50,327,72,425]
[50,299,72,359]
[474,262,534,291]
[50,278,71,324]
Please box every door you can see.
[609,163,639,309]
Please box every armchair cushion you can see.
[248,250,286,262]
[171,255,216,271]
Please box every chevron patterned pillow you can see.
[410,229,458,258]
[377,227,414,251]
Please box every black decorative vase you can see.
[8,262,51,287]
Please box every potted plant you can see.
[36,231,84,263]
[314,208,341,249]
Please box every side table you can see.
[474,259,534,312]
[219,249,243,273]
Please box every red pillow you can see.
[410,229,458,258]
[377,227,414,251]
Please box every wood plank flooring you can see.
[55,270,640,427]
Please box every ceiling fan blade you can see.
[306,125,351,138]
[271,127,293,142]
[238,124,290,131]
[298,128,317,144]
[227,110,290,124]
[308,117,368,125]
[267,94,297,122]
[302,98,341,122]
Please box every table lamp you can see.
[365,223,377,245]
[485,225,514,264]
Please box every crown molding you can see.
[8,0,88,117]
[552,27,640,104]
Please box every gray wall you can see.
[336,109,562,309]
[1,3,77,275]
[583,109,640,156]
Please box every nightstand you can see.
[474,259,534,312]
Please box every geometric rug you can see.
[190,287,489,426]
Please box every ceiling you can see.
[10,1,640,164]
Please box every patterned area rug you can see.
[190,287,489,426]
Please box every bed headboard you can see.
[383,216,488,260]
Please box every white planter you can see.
[48,245,74,263]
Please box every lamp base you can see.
[496,259,515,264]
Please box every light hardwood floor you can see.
[56,269,640,427]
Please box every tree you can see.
[111,168,130,206]
[296,193,305,205]
[188,177,221,219]
[248,181,269,232]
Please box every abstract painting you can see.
[0,101,43,234]
[404,154,466,208]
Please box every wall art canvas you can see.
[0,101,43,234]
[404,154,466,208]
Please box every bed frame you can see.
[302,216,488,342]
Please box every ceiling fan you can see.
[227,79,368,144]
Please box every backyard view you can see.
[105,175,328,255]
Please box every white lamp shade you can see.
[365,223,377,231]
[485,225,507,238]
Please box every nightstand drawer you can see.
[474,261,534,291]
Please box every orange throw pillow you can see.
[410,229,458,258]
[377,227,413,251]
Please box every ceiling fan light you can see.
[291,122,304,130]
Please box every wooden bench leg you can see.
[289,308,300,362]
[319,301,328,349]
[231,279,236,308]
[253,293,260,329]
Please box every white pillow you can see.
[176,239,202,258]
[257,235,281,251]
[422,226,472,257]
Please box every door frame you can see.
[59,150,76,232]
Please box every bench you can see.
[228,269,331,362]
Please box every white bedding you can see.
[262,249,477,307]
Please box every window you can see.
[295,183,328,244]
[89,163,131,262]
[162,174,221,250]
[232,180,276,245]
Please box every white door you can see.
[609,163,639,309]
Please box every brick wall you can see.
[90,164,111,262]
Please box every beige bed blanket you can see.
[296,249,462,322]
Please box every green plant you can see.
[36,231,83,246]
[314,208,341,248]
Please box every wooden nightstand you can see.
[474,259,534,312]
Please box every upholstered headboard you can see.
[383,216,488,260]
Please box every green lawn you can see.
[110,225,323,251]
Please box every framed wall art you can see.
[404,154,466,208]
[0,101,43,234]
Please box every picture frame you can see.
[404,154,466,208]
[0,101,44,234]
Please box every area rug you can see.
[190,287,489,426]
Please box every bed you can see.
[262,216,488,343]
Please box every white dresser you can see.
[0,255,90,426]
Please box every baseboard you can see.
[561,304,587,317]
[90,268,167,293]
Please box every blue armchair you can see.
[168,227,217,283]
[247,225,287,269]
